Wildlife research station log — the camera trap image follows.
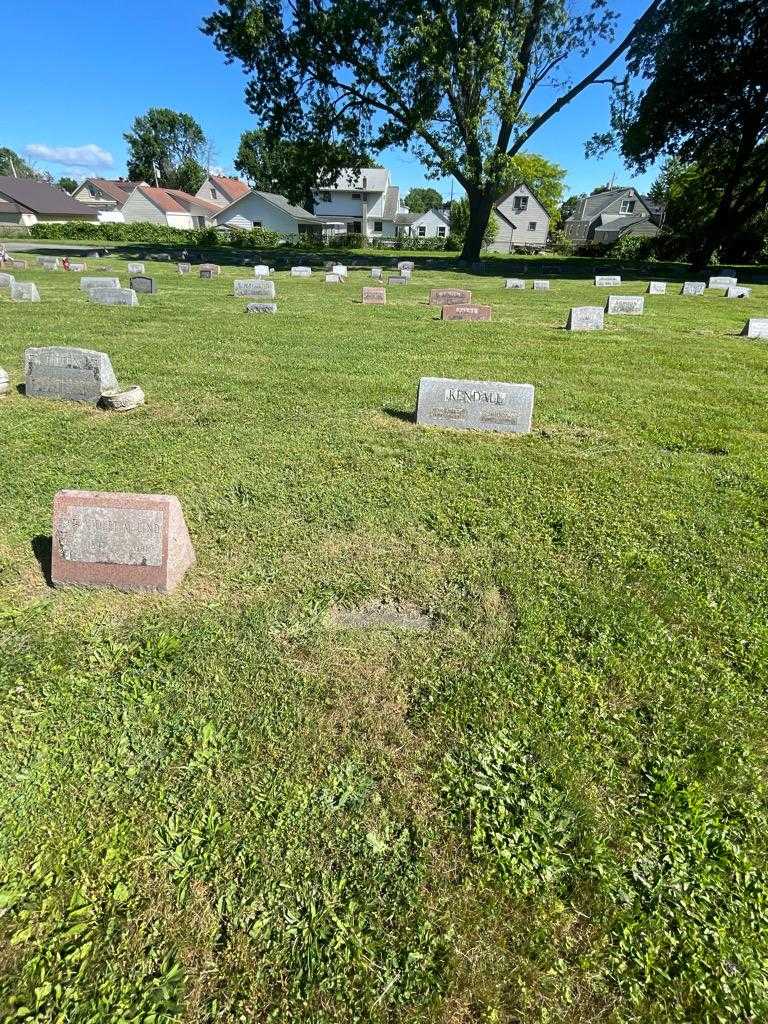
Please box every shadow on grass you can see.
[31,536,53,587]
[16,384,25,396]
[382,406,415,424]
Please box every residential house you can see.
[121,186,222,228]
[195,174,250,208]
[71,178,143,221]
[563,187,664,244]
[488,183,550,252]
[0,176,100,227]
[214,189,320,235]
[398,207,451,240]
[312,168,407,239]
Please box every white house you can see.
[71,178,144,222]
[214,190,320,235]
[398,207,451,239]
[195,174,250,208]
[312,168,407,239]
[0,176,100,227]
[121,186,222,228]
[489,183,550,251]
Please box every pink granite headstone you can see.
[51,490,195,593]
[441,304,492,321]
[429,288,472,305]
[362,286,386,305]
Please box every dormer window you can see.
[513,195,529,212]
[210,188,218,199]
[620,199,636,213]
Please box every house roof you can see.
[495,180,551,221]
[409,207,451,227]
[395,211,421,226]
[215,188,319,224]
[0,176,96,216]
[137,186,221,217]
[576,187,658,224]
[207,175,250,203]
[81,178,141,205]
[324,168,390,193]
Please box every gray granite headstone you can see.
[200,268,214,279]
[130,276,156,294]
[37,257,59,270]
[595,275,621,286]
[416,377,534,434]
[566,306,604,331]
[199,264,220,277]
[11,282,40,302]
[708,276,737,288]
[647,281,667,294]
[89,287,139,306]
[606,295,644,315]
[81,276,120,292]
[388,275,408,286]
[398,261,415,272]
[234,279,275,298]
[331,264,348,277]
[325,273,342,283]
[505,278,525,289]
[127,262,145,274]
[291,266,312,277]
[742,318,768,338]
[726,286,751,299]
[246,302,277,314]
[178,263,191,274]
[0,272,15,289]
[25,346,119,404]
[68,261,87,272]
[682,282,705,295]
[370,267,383,278]
[533,280,550,290]
[253,264,271,276]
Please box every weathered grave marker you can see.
[726,286,751,299]
[416,377,534,434]
[10,259,27,269]
[68,261,87,272]
[441,304,492,321]
[51,490,196,594]
[533,280,550,290]
[37,256,59,270]
[0,272,15,289]
[325,273,342,284]
[25,346,119,404]
[398,261,415,272]
[647,281,667,294]
[234,279,275,298]
[80,276,120,292]
[387,275,409,286]
[130,276,157,294]
[291,266,312,277]
[127,262,145,274]
[566,306,604,331]
[0,368,9,396]
[178,263,191,274]
[595,275,621,286]
[331,264,348,277]
[199,264,220,277]
[505,278,525,289]
[681,282,705,295]
[429,288,472,305]
[370,267,383,279]
[11,282,40,302]
[742,318,768,338]
[246,302,278,314]
[708,275,737,288]
[89,287,139,306]
[606,295,645,315]
[362,286,386,305]
[253,264,271,276]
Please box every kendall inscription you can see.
[416,377,534,434]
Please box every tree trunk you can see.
[460,191,495,261]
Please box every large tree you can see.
[124,108,208,193]
[202,0,660,260]
[56,176,78,194]
[404,187,445,214]
[590,0,768,268]
[507,153,566,220]
[0,147,44,179]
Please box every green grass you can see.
[1,254,768,1023]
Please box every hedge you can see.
[28,221,284,248]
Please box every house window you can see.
[321,192,331,203]
[437,226,446,238]
[253,221,262,227]
[528,221,537,231]
[210,188,218,199]
[349,221,362,233]
[418,225,427,237]
[373,220,383,232]
[620,200,636,213]
[513,195,529,212]
[351,192,361,199]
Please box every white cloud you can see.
[24,143,114,169]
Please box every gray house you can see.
[488,183,550,252]
[564,187,664,244]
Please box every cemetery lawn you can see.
[2,255,768,1023]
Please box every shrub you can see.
[548,229,574,255]
[334,233,366,249]
[608,234,657,262]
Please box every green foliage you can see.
[124,107,208,191]
[449,198,497,247]
[0,146,42,179]
[507,153,566,219]
[55,176,78,194]
[608,234,657,262]
[403,188,444,215]
[548,228,574,255]
[28,221,225,247]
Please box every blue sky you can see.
[4,0,657,200]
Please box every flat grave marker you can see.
[234,279,275,298]
[567,306,604,331]
[199,264,220,277]
[362,286,386,305]
[25,346,119,405]
[441,304,492,321]
[533,280,550,290]
[0,272,15,289]
[325,273,342,284]
[246,302,277,314]
[607,294,645,315]
[10,259,27,269]
[51,490,196,594]
[429,287,472,305]
[416,377,534,434]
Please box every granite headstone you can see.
[566,306,604,331]
[11,282,40,302]
[130,276,156,294]
[89,287,139,306]
[416,377,534,434]
[595,275,621,286]
[429,288,472,305]
[362,286,386,305]
[606,295,645,315]
[648,281,667,294]
[742,318,768,338]
[25,346,119,404]
[682,282,705,295]
[441,304,492,321]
